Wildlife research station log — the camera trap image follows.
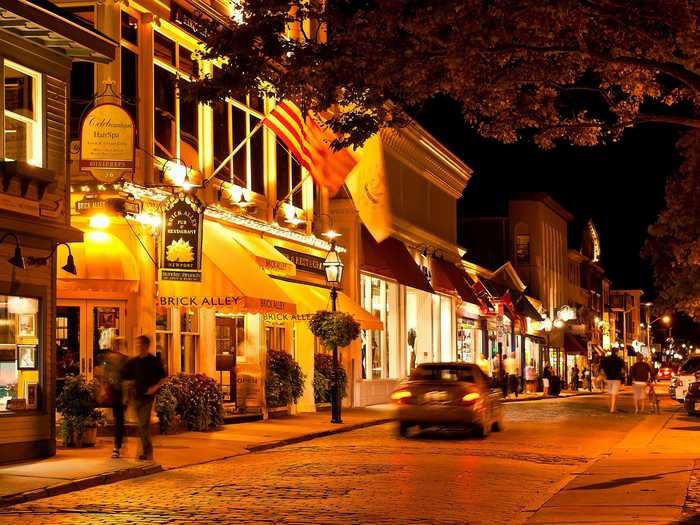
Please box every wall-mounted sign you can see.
[80,103,135,183]
[171,2,212,40]
[557,305,577,322]
[160,192,204,281]
[275,247,325,276]
[75,192,142,216]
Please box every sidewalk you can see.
[0,405,393,508]
[523,395,698,524]
[503,389,600,402]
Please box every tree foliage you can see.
[194,0,700,150]
[193,0,700,315]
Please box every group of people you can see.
[93,335,166,460]
[598,348,656,414]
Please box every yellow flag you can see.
[346,134,392,242]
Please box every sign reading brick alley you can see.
[160,192,205,282]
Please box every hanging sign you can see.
[79,103,135,183]
[160,192,205,282]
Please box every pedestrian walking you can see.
[525,360,537,394]
[581,367,588,390]
[503,353,518,398]
[93,337,129,458]
[122,335,166,460]
[571,365,580,391]
[600,348,625,413]
[629,353,654,414]
[477,353,490,376]
[542,363,553,396]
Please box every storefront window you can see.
[154,31,199,168]
[121,11,139,129]
[406,287,433,371]
[0,296,40,412]
[4,61,42,166]
[180,309,198,373]
[439,295,453,362]
[276,141,302,207]
[457,318,478,363]
[216,314,245,402]
[360,274,398,380]
[155,306,172,374]
[66,6,95,139]
[212,66,265,195]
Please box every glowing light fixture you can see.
[322,230,342,241]
[89,214,110,229]
[323,241,344,285]
[0,233,24,269]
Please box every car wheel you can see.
[492,407,505,432]
[398,422,411,438]
[476,412,491,438]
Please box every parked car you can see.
[390,362,504,438]
[672,356,700,403]
[669,376,678,399]
[684,378,700,415]
[656,364,675,381]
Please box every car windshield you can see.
[680,357,700,373]
[410,366,476,382]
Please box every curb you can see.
[0,463,162,509]
[245,417,395,452]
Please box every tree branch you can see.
[636,113,700,129]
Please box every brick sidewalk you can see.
[0,405,393,508]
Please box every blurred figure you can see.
[94,337,129,458]
[601,348,625,413]
[525,360,537,393]
[476,353,490,376]
[542,363,553,396]
[571,365,580,391]
[122,335,166,460]
[503,353,518,398]
[630,353,654,414]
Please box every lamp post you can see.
[323,240,344,424]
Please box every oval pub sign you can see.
[79,103,135,183]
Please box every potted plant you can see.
[266,349,305,411]
[56,375,103,447]
[308,311,361,349]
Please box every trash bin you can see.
[549,376,561,397]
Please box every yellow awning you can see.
[157,222,295,314]
[228,229,296,276]
[274,279,383,330]
[57,230,139,293]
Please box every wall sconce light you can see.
[26,242,77,275]
[0,233,25,269]
[160,159,201,191]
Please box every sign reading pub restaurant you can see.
[80,103,135,183]
[160,192,205,282]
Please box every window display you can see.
[360,274,398,380]
[0,295,40,412]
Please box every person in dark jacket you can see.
[122,335,166,460]
[601,348,625,413]
[94,337,129,458]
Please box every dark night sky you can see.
[413,96,683,297]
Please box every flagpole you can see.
[274,171,312,212]
[206,118,266,183]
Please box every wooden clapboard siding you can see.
[45,75,68,224]
[0,414,51,443]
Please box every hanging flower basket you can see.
[309,311,361,349]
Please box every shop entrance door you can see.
[56,300,126,384]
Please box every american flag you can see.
[263,100,357,195]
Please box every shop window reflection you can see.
[180,309,198,373]
[216,314,245,403]
[155,306,171,374]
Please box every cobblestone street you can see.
[0,394,664,524]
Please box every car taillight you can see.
[391,390,412,402]
[462,392,481,404]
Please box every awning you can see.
[57,230,138,293]
[432,258,480,304]
[478,277,510,299]
[592,344,606,356]
[361,227,433,294]
[157,221,295,314]
[274,279,383,330]
[515,294,544,321]
[227,228,296,276]
[564,333,589,355]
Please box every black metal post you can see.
[330,287,342,424]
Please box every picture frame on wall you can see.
[18,314,36,337]
[25,382,38,409]
[17,344,38,370]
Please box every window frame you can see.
[3,60,43,167]
[120,7,140,135]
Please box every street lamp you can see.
[323,240,344,424]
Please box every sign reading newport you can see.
[80,103,135,183]
[161,192,205,282]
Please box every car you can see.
[656,365,674,381]
[669,376,678,398]
[684,378,700,415]
[673,356,700,403]
[390,362,504,438]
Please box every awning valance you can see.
[227,229,296,276]
[273,279,383,330]
[432,258,480,304]
[57,230,138,293]
[564,333,589,355]
[515,294,544,321]
[157,222,295,314]
[361,227,433,294]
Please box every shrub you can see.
[266,349,305,408]
[309,311,360,349]
[56,375,102,444]
[157,374,223,432]
[154,385,178,434]
[313,353,347,403]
